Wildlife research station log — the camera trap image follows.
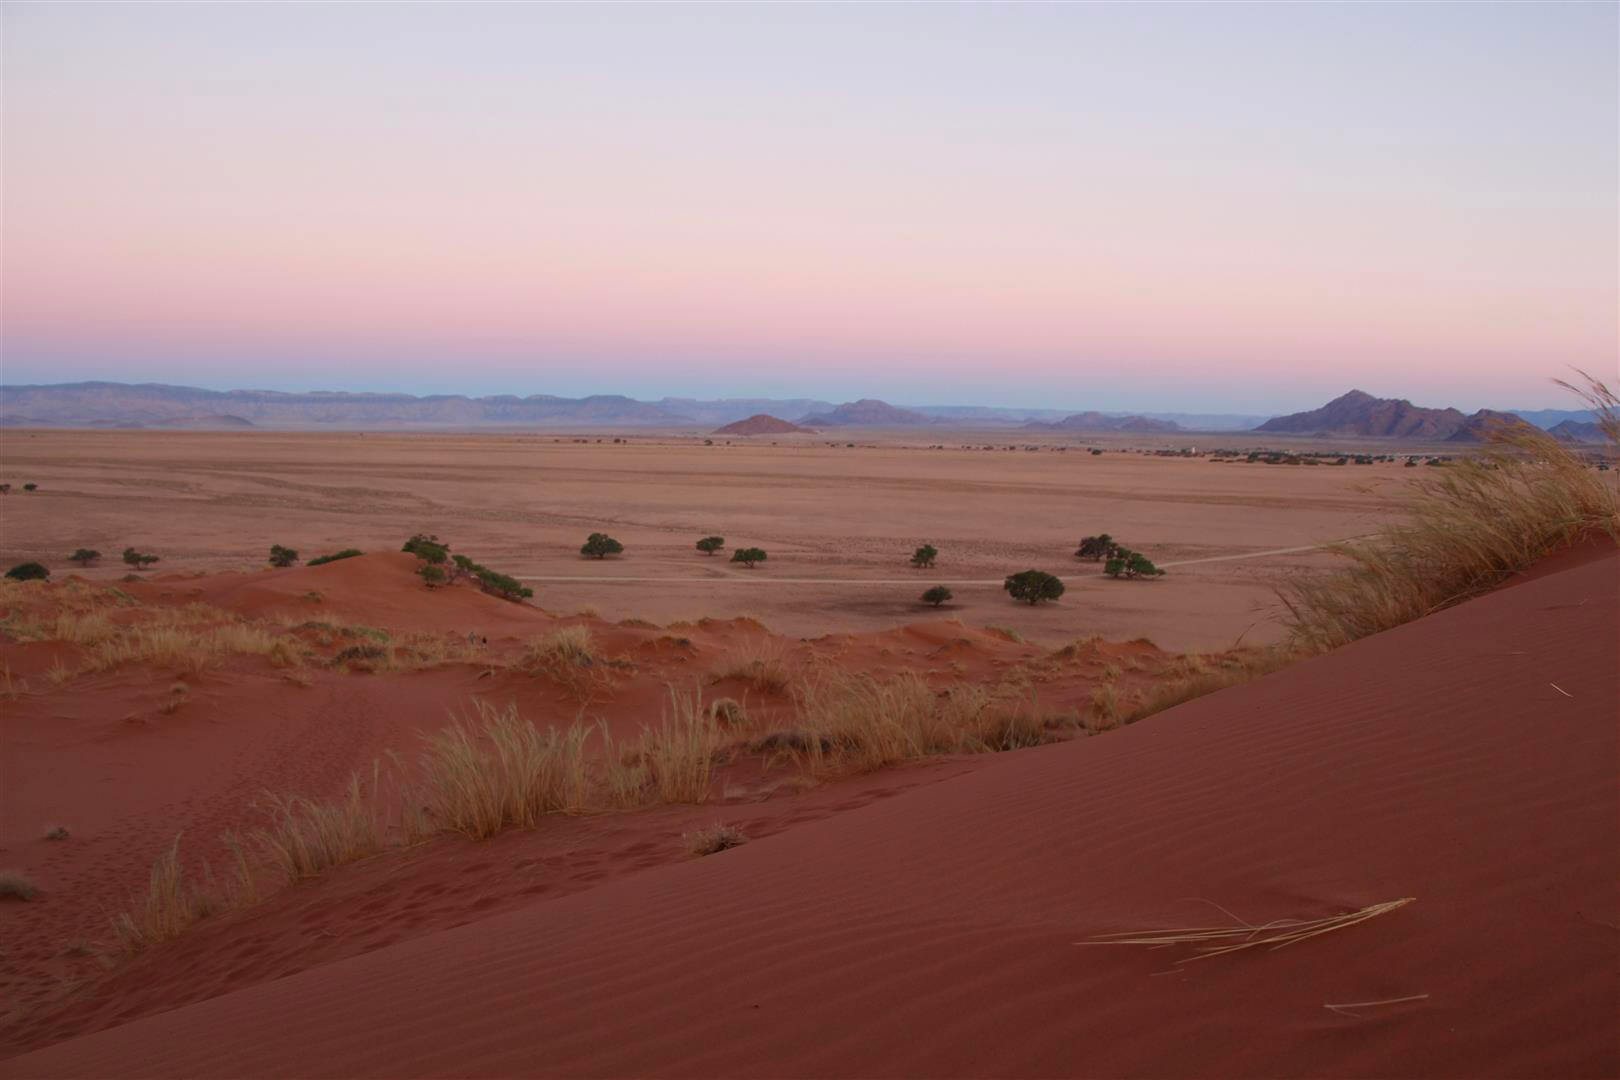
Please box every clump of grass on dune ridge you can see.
[1281,372,1618,653]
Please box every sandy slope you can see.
[5,548,1613,1078]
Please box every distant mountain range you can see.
[1023,412,1181,433]
[798,399,934,427]
[0,381,1606,440]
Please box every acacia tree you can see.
[268,544,299,568]
[1075,534,1116,561]
[696,536,725,555]
[581,532,624,559]
[122,547,160,570]
[1003,569,1064,605]
[731,547,767,568]
[1103,549,1166,579]
[922,585,953,607]
[69,549,100,567]
[402,534,450,563]
[5,562,48,581]
[910,544,938,569]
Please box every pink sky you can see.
[2,4,1614,411]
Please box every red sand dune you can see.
[3,546,1614,1077]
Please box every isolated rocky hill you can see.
[1256,390,1469,437]
[711,414,814,435]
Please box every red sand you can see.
[2,547,1613,1077]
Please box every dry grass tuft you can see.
[0,871,42,900]
[1283,378,1618,652]
[249,771,388,882]
[1125,648,1298,724]
[419,701,591,837]
[634,686,722,804]
[1080,897,1414,964]
[713,638,791,694]
[522,626,611,699]
[43,824,71,841]
[112,837,216,949]
[684,821,748,856]
[707,696,749,727]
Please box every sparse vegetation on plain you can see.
[5,562,48,582]
[910,544,938,568]
[696,536,725,555]
[268,544,300,567]
[69,548,101,567]
[922,585,953,607]
[122,547,160,570]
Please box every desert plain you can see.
[0,426,1615,1078]
[0,427,1428,649]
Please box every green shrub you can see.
[22,483,37,492]
[268,544,299,568]
[696,536,725,555]
[69,548,101,567]
[402,534,450,563]
[5,562,48,582]
[1003,569,1064,604]
[1103,549,1165,579]
[307,549,363,566]
[922,585,953,607]
[1075,534,1116,561]
[910,544,938,568]
[122,548,160,570]
[581,532,623,559]
[731,547,767,568]
[418,564,447,586]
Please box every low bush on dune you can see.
[402,533,450,563]
[0,871,41,901]
[1281,372,1619,653]
[306,548,363,566]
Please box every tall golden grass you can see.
[419,700,592,837]
[111,836,217,951]
[1281,375,1618,652]
[250,771,388,881]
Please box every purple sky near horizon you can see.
[2,3,1615,413]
